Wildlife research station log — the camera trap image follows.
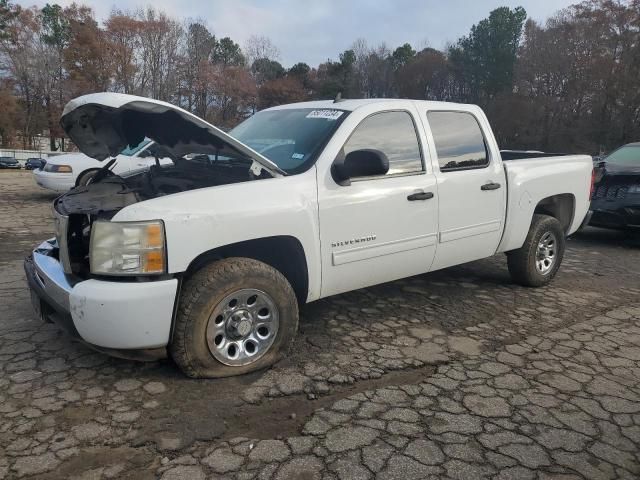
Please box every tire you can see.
[170,258,299,378]
[76,169,100,187]
[507,214,565,287]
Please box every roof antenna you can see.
[334,92,343,103]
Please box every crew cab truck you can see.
[25,93,593,378]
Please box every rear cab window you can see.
[427,111,489,172]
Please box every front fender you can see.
[112,168,322,301]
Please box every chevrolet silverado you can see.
[25,93,593,378]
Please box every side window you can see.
[343,111,423,177]
[427,111,489,171]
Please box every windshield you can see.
[120,138,151,157]
[605,145,640,166]
[229,108,348,174]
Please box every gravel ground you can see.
[1,171,639,479]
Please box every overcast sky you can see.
[19,0,579,66]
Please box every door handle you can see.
[407,191,434,201]
[481,182,501,191]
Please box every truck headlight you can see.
[90,220,166,275]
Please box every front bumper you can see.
[33,169,74,192]
[25,239,178,356]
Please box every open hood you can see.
[60,92,285,177]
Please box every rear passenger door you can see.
[318,108,439,297]
[424,110,506,271]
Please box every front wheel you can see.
[507,214,566,287]
[170,258,299,378]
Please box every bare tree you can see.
[105,9,142,95]
[244,34,280,66]
[136,7,182,101]
[396,48,450,101]
[0,0,639,154]
[179,19,215,114]
[0,5,42,147]
[63,4,112,95]
[350,38,370,96]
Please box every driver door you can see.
[318,109,439,298]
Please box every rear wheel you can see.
[507,214,565,287]
[170,258,299,378]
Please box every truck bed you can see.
[497,154,593,253]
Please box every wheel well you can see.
[184,236,309,304]
[75,168,100,186]
[533,194,575,233]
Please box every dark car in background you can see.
[24,157,46,170]
[589,142,640,232]
[0,156,21,169]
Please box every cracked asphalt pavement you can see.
[1,171,640,479]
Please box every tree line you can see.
[0,0,638,154]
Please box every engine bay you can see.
[57,157,267,217]
[54,156,269,278]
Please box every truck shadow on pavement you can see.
[572,226,640,249]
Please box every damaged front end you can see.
[53,92,285,278]
[53,178,139,277]
[53,156,268,278]
[24,92,283,356]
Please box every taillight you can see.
[590,168,596,199]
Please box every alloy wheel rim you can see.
[206,288,279,366]
[535,231,557,275]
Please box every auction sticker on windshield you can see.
[306,110,344,120]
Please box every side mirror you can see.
[331,149,389,186]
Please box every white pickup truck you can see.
[25,93,593,378]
